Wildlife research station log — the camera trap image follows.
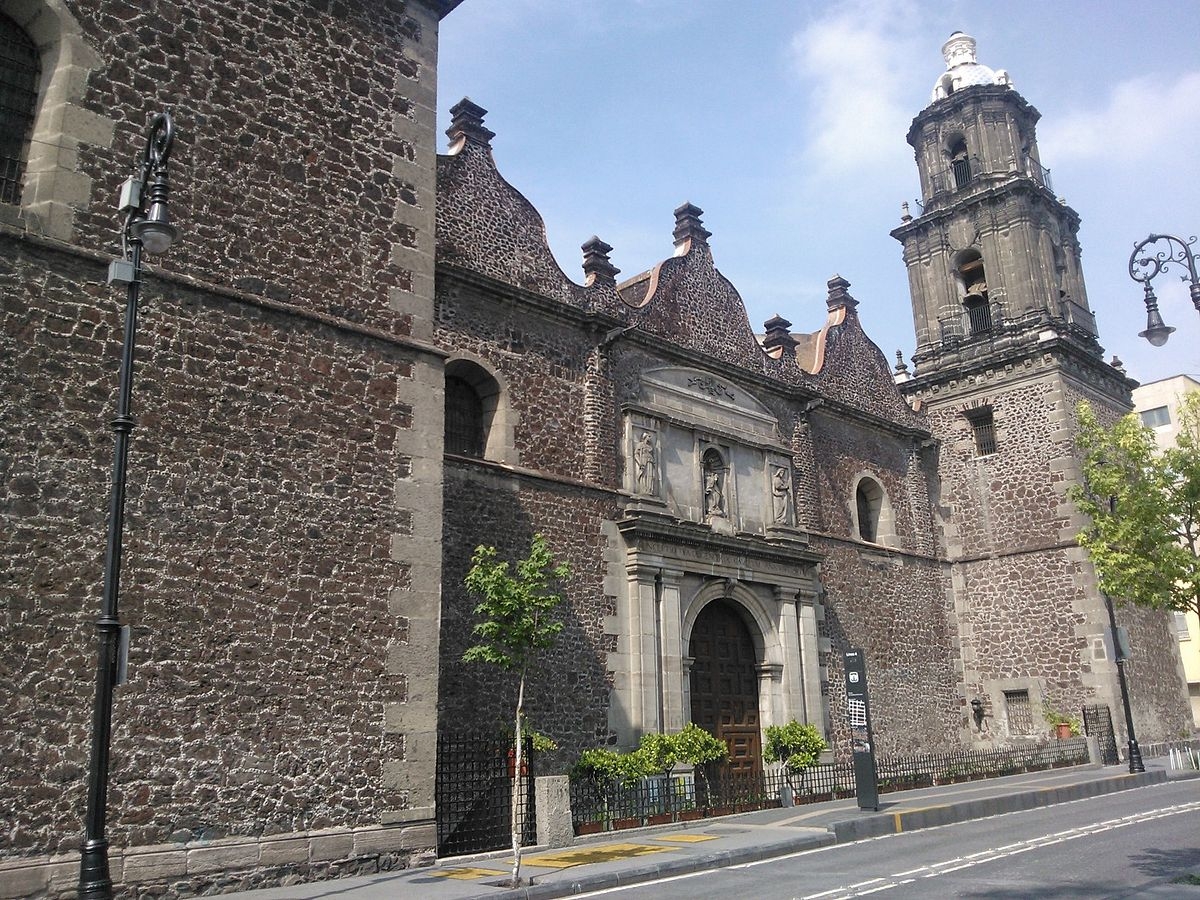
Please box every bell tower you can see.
[893,35,1190,745]
[894,31,1098,372]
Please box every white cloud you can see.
[1040,71,1200,165]
[791,0,922,176]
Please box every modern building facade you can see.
[1132,374,1200,727]
[1,10,1192,899]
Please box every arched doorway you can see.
[689,600,761,775]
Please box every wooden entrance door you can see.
[689,600,761,776]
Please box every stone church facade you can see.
[1,6,1191,897]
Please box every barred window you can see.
[0,13,39,205]
[966,409,997,456]
[444,376,484,457]
[1004,690,1034,734]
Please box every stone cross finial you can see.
[446,97,495,147]
[581,236,620,286]
[762,314,798,354]
[826,274,859,312]
[672,202,711,251]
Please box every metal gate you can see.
[435,733,536,857]
[1083,704,1119,765]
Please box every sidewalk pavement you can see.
[222,759,1198,900]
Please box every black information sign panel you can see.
[844,648,879,811]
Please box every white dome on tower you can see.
[931,32,1011,102]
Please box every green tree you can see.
[463,533,569,888]
[763,720,827,798]
[1072,397,1200,634]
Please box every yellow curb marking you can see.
[523,843,674,868]
[654,834,718,844]
[430,866,508,880]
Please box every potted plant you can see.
[1042,703,1082,739]
[763,720,828,804]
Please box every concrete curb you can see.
[828,769,1167,842]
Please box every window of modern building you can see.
[1175,611,1191,641]
[0,12,40,205]
[1003,689,1034,734]
[444,376,484,457]
[965,408,997,456]
[1140,406,1170,428]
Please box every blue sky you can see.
[436,1,1200,386]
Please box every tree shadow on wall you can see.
[436,463,614,769]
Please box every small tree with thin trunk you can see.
[463,533,569,888]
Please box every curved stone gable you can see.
[628,243,770,371]
[814,309,924,427]
[436,140,584,305]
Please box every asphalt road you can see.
[572,780,1200,899]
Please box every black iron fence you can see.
[436,732,536,857]
[1083,704,1119,765]
[570,738,1089,834]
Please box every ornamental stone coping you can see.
[309,833,356,862]
[122,849,189,882]
[257,838,310,867]
[398,823,437,850]
[353,827,412,855]
[379,805,434,825]
[0,864,50,900]
[187,843,261,875]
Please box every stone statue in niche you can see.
[703,453,726,518]
[772,465,793,525]
[634,431,656,495]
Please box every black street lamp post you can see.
[79,111,179,900]
[1103,497,1144,775]
[1128,233,1200,347]
[1101,589,1146,774]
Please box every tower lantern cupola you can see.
[932,32,1011,101]
[892,32,1098,375]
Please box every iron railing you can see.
[436,733,536,857]
[924,157,1053,201]
[939,300,1006,343]
[1,155,24,206]
[1082,704,1119,765]
[570,738,1089,833]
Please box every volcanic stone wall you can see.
[438,462,620,770]
[2,0,448,894]
[803,412,960,753]
[1,236,439,874]
[434,268,621,767]
[916,360,1192,741]
[56,0,439,335]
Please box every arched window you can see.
[852,474,896,547]
[954,249,992,335]
[444,376,484,457]
[948,136,970,190]
[0,12,40,205]
[855,478,882,542]
[444,358,509,462]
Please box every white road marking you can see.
[572,788,1200,899]
[797,800,1200,898]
